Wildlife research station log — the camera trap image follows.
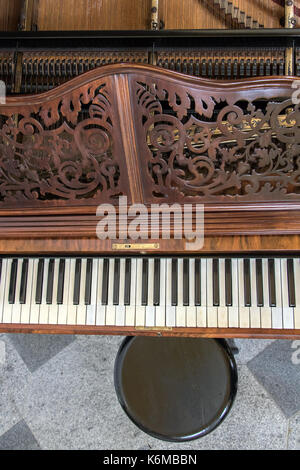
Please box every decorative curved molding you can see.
[0,63,297,110]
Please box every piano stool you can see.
[114,336,238,442]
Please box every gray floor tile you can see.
[9,335,288,450]
[0,334,32,395]
[0,420,40,450]
[8,333,76,372]
[0,395,21,437]
[234,338,275,365]
[10,335,125,450]
[247,340,300,418]
[287,413,300,450]
[0,335,33,435]
[0,338,6,369]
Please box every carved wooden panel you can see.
[1,64,300,237]
[129,70,300,203]
[0,73,130,208]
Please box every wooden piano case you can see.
[0,63,300,339]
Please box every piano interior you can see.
[0,0,299,341]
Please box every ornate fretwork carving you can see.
[0,80,125,206]
[133,76,300,201]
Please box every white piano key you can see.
[238,258,250,328]
[272,258,283,329]
[166,258,176,327]
[207,258,217,327]
[176,258,186,327]
[250,258,260,328]
[29,259,40,324]
[135,258,145,327]
[48,259,59,325]
[197,258,207,328]
[145,258,155,327]
[218,258,228,328]
[67,259,77,325]
[261,258,272,329]
[125,258,136,327]
[86,258,98,326]
[11,259,22,324]
[77,258,87,325]
[106,258,116,326]
[39,258,49,325]
[116,258,126,326]
[281,258,294,329]
[187,258,196,327]
[228,258,239,328]
[3,259,13,324]
[155,258,166,327]
[96,258,106,326]
[57,258,70,325]
[20,258,34,324]
[0,259,8,323]
[176,306,186,327]
[294,259,300,329]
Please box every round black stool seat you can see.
[114,336,238,442]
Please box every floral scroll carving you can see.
[0,80,126,207]
[1,64,300,214]
[132,76,300,202]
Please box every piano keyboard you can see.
[0,257,299,332]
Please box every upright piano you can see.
[0,0,300,340]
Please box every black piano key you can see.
[124,259,131,306]
[256,259,264,307]
[244,258,251,307]
[183,259,189,306]
[113,258,120,306]
[195,258,201,306]
[225,259,232,307]
[35,259,44,304]
[101,259,109,305]
[9,259,18,304]
[141,259,148,306]
[73,259,81,305]
[0,259,2,283]
[213,258,219,307]
[19,259,29,304]
[172,259,178,306]
[46,259,55,304]
[85,259,93,305]
[268,259,276,307]
[153,258,160,306]
[287,259,296,307]
[57,259,65,304]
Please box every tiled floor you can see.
[0,333,299,450]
